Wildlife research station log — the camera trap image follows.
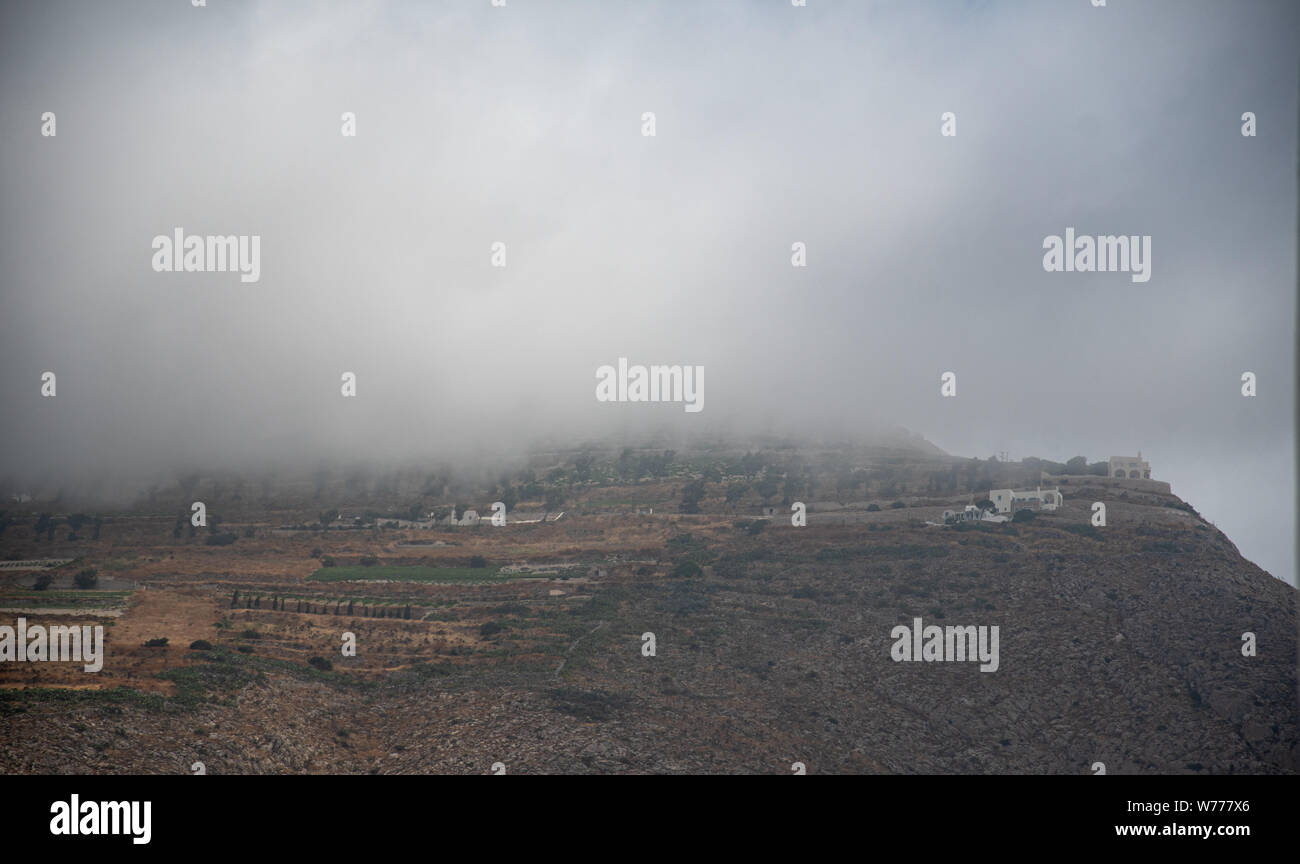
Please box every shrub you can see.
[143,637,169,648]
[815,548,852,562]
[479,621,503,637]
[712,555,751,579]
[678,478,706,514]
[33,573,53,591]
[866,503,881,512]
[189,639,213,650]
[310,547,322,558]
[359,554,378,567]
[308,656,333,671]
[205,532,237,546]
[547,687,629,722]
[659,581,714,616]
[236,644,254,654]
[469,555,487,569]
[321,556,336,567]
[73,568,98,589]
[816,544,948,561]
[1061,524,1104,541]
[1012,509,1036,523]
[671,560,703,579]
[890,500,906,509]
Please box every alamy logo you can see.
[595,358,704,413]
[50,795,150,845]
[0,618,103,672]
[890,617,999,672]
[151,227,261,283]
[1042,228,1150,283]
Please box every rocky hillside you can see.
[1,453,1294,774]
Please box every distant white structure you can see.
[761,505,778,518]
[432,507,562,526]
[637,507,654,516]
[438,509,480,526]
[944,505,1008,525]
[988,488,1063,514]
[1108,452,1151,480]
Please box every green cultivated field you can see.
[307,566,509,584]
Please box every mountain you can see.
[0,444,1294,774]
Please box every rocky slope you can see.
[1,467,1295,774]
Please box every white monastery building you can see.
[988,487,1063,514]
[1108,452,1152,479]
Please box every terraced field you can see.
[0,590,132,611]
[307,565,511,584]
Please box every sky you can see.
[0,0,1295,584]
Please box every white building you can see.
[438,509,480,526]
[1108,452,1151,480]
[944,505,1008,525]
[988,487,1063,514]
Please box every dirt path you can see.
[555,621,606,675]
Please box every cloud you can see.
[0,0,1294,582]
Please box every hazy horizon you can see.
[1,0,1295,583]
